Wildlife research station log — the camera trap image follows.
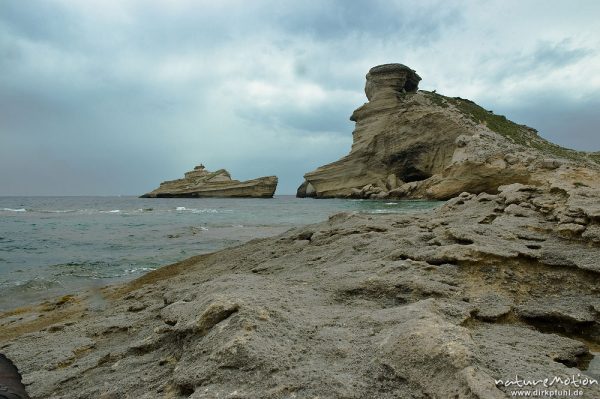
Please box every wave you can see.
[2,207,236,215]
[3,208,118,214]
[49,260,158,279]
[175,207,230,214]
[123,266,156,275]
[2,277,64,291]
[37,209,77,213]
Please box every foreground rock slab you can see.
[2,183,599,398]
[141,164,278,198]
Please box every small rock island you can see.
[141,164,278,198]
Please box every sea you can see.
[0,196,440,311]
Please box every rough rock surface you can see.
[142,165,278,198]
[297,64,600,200]
[2,182,600,398]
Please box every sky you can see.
[1,0,599,196]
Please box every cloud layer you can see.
[1,0,599,195]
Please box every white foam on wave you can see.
[175,207,224,214]
[385,202,398,205]
[124,267,156,275]
[191,209,220,214]
[2,208,26,212]
[10,277,64,290]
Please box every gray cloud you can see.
[0,1,77,44]
[480,40,594,83]
[271,0,462,42]
[0,0,599,195]
[493,91,600,151]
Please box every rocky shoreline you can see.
[1,181,599,398]
[2,64,600,398]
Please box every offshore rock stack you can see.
[141,164,278,198]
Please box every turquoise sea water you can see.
[0,196,440,310]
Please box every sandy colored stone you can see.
[142,164,278,198]
[297,65,600,200]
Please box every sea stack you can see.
[297,63,600,199]
[141,164,278,198]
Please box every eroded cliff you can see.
[297,64,600,199]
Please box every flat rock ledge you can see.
[2,183,600,398]
[141,164,278,198]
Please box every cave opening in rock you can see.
[403,80,419,92]
[401,166,432,183]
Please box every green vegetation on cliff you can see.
[422,91,599,165]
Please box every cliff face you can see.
[141,165,278,198]
[297,64,600,200]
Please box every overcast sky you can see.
[1,0,599,195]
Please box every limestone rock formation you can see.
[297,64,600,199]
[141,164,278,198]
[2,64,600,399]
[2,182,600,398]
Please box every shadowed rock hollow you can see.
[297,64,600,200]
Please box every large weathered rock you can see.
[364,63,421,100]
[141,164,278,198]
[2,184,600,398]
[297,64,600,199]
